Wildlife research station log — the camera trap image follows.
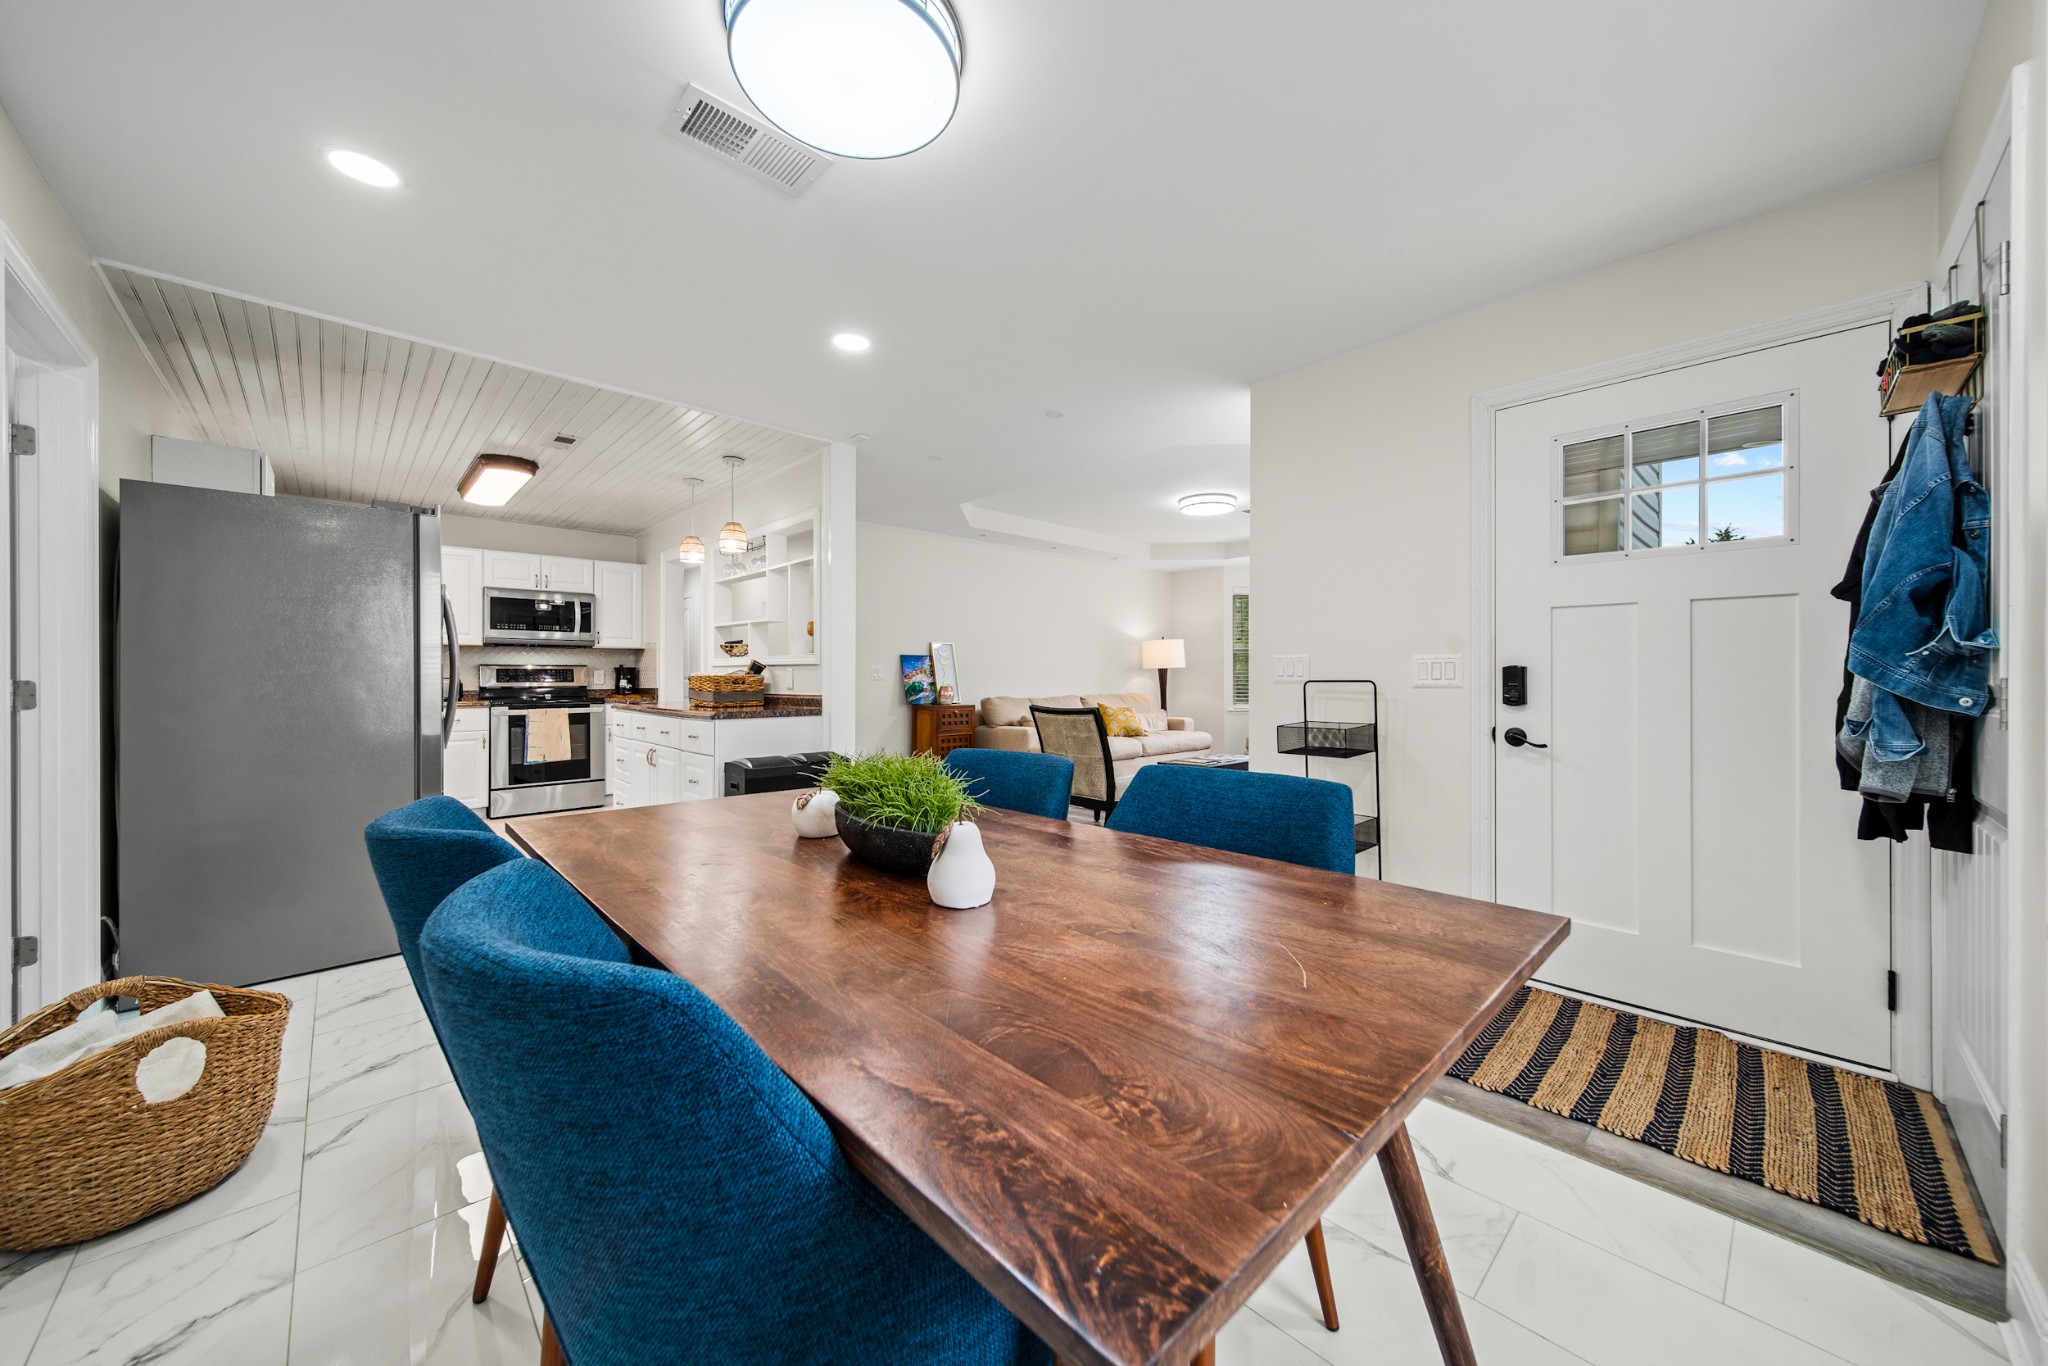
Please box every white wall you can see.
[441,512,637,563]
[856,522,1172,754]
[0,105,191,497]
[1942,0,2033,232]
[1165,565,1251,753]
[1251,163,1937,896]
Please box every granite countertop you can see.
[605,691,823,720]
[456,691,822,720]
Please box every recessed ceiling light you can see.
[1178,492,1237,517]
[832,332,872,352]
[725,0,962,160]
[323,147,403,189]
[457,454,538,506]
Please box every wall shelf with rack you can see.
[1277,679,1383,866]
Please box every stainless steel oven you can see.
[480,665,608,817]
[482,587,596,647]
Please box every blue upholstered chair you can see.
[363,795,526,1302]
[944,748,1075,821]
[420,859,1053,1366]
[1106,763,1353,1333]
[1107,765,1356,874]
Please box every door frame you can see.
[1467,285,1926,1075]
[2,222,102,1021]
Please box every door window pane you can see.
[1631,486,1699,549]
[1705,472,1785,541]
[1707,407,1784,475]
[1564,497,1625,556]
[1563,435,1625,497]
[1632,420,1700,487]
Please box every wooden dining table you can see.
[509,794,1567,1366]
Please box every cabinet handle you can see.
[647,750,655,766]
[687,778,699,786]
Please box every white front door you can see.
[1492,322,1895,1066]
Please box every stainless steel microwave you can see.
[482,587,596,647]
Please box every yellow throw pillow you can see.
[1098,704,1144,738]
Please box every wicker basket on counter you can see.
[688,672,767,713]
[0,976,288,1250]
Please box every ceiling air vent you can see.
[664,84,830,197]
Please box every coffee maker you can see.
[611,665,640,696]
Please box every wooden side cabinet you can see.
[911,703,977,758]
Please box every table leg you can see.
[1304,1220,1340,1330]
[1380,1123,1477,1366]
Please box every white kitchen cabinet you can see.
[595,560,644,648]
[442,546,484,646]
[446,709,490,810]
[482,549,544,589]
[541,556,595,593]
[601,707,822,808]
[679,751,715,801]
[651,745,686,804]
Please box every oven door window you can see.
[490,595,588,637]
[504,711,594,785]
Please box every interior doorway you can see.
[1488,320,1903,1070]
[3,236,101,1022]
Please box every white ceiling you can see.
[962,443,1250,565]
[101,266,820,534]
[0,1,1984,544]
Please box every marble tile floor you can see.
[0,956,2012,1366]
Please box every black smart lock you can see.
[1502,665,1527,707]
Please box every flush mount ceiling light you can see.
[725,0,962,159]
[678,476,707,564]
[457,454,538,506]
[323,147,403,188]
[718,454,750,555]
[1178,492,1237,517]
[831,332,872,352]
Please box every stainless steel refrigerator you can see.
[116,480,458,985]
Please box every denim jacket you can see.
[1848,393,1994,740]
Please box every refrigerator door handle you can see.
[441,588,461,745]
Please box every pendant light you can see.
[724,0,962,160]
[718,454,749,556]
[677,477,706,564]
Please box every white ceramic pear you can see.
[791,788,840,838]
[927,820,995,909]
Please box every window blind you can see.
[1231,593,1250,707]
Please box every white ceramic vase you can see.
[791,789,840,838]
[927,820,996,909]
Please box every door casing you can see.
[1468,285,1930,1081]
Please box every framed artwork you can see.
[900,654,936,705]
[930,641,959,701]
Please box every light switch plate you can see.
[869,664,886,681]
[1413,654,1462,688]
[1273,654,1310,682]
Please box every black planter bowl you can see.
[834,808,940,877]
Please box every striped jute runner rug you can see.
[1450,986,2000,1265]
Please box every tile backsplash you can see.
[459,645,645,690]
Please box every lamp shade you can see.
[1141,638,1186,670]
[678,534,706,564]
[718,521,750,555]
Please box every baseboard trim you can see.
[2006,1250,2048,1366]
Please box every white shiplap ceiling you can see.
[100,265,822,536]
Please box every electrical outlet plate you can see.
[1274,654,1310,682]
[1413,654,1462,688]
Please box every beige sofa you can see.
[973,693,1213,791]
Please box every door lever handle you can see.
[1503,727,1548,749]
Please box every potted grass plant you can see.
[819,751,981,877]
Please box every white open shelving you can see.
[709,512,818,669]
